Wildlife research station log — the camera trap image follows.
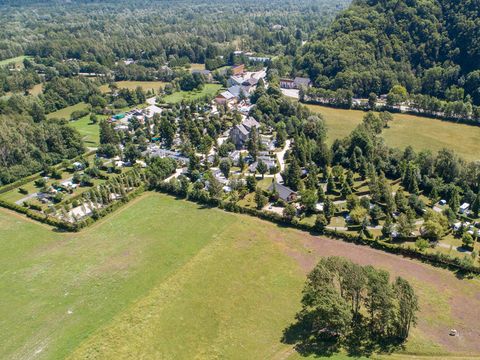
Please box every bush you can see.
[70,109,90,121]
[34,178,47,188]
[415,238,430,251]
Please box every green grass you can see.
[306,104,480,162]
[1,193,479,359]
[99,81,166,94]
[46,103,100,146]
[0,55,32,67]
[47,102,90,120]
[69,115,100,146]
[163,84,222,104]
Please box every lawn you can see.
[189,63,206,71]
[162,84,223,104]
[1,193,480,359]
[46,103,99,146]
[47,102,90,120]
[99,81,166,94]
[0,55,32,67]
[69,115,100,146]
[306,104,480,162]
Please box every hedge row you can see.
[72,185,146,230]
[0,185,145,232]
[156,182,480,275]
[0,199,77,231]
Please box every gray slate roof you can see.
[268,182,296,201]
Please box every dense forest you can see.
[0,0,348,67]
[295,0,480,104]
[0,0,348,184]
[0,115,84,184]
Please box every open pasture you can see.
[306,104,480,162]
[1,193,479,359]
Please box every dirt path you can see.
[268,227,480,356]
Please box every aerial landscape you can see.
[0,0,479,359]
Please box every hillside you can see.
[296,0,480,103]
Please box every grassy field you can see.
[306,104,480,162]
[99,81,166,94]
[163,84,222,104]
[47,102,90,120]
[1,193,480,359]
[189,63,206,71]
[0,55,32,67]
[69,115,100,146]
[46,103,100,146]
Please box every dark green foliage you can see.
[296,0,480,106]
[0,115,84,185]
[282,257,419,356]
[146,157,177,188]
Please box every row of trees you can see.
[301,86,480,123]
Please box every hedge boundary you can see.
[0,185,145,232]
[155,182,480,275]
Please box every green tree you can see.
[256,160,268,179]
[123,143,140,163]
[208,175,223,199]
[247,127,259,160]
[349,206,367,225]
[462,232,474,250]
[159,117,176,148]
[472,192,480,217]
[99,119,119,145]
[323,197,335,221]
[300,189,318,213]
[397,212,415,238]
[314,214,328,233]
[254,187,267,210]
[219,159,231,179]
[283,203,297,222]
[382,214,394,239]
[393,277,419,340]
[448,187,461,213]
[246,175,257,192]
[30,102,45,123]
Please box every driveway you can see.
[275,139,291,183]
[281,88,299,99]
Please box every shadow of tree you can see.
[282,312,341,357]
[282,312,405,358]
